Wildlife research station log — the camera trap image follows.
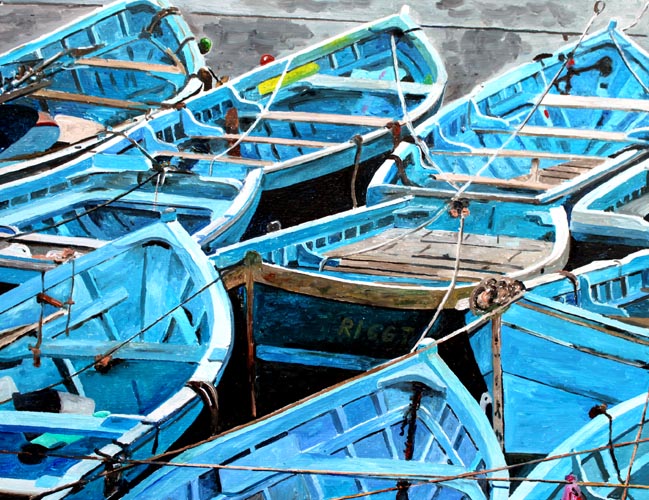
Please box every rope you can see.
[9,430,649,500]
[206,55,296,171]
[589,404,623,483]
[623,1,649,31]
[389,34,459,186]
[350,135,363,208]
[29,271,46,368]
[410,210,467,351]
[452,0,605,199]
[621,389,649,500]
[64,258,75,337]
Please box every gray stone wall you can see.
[1,0,646,101]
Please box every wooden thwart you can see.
[190,133,336,149]
[517,125,629,142]
[261,110,393,128]
[431,172,552,191]
[303,74,434,95]
[431,148,606,163]
[78,57,184,74]
[541,93,649,113]
[31,89,150,110]
[155,150,274,166]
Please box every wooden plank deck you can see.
[322,227,554,281]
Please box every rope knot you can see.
[449,198,470,218]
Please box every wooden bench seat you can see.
[474,123,630,142]
[154,150,274,167]
[190,133,336,149]
[31,89,150,111]
[303,74,434,95]
[541,93,649,113]
[78,57,184,75]
[260,110,393,128]
[430,148,606,163]
[430,172,552,191]
[322,227,553,281]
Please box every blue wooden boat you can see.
[466,249,649,458]
[211,195,569,369]
[510,392,649,499]
[0,0,206,182]
[571,158,649,246]
[0,150,263,252]
[124,344,510,500]
[107,6,447,238]
[0,216,233,498]
[368,19,649,207]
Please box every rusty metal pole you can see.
[244,252,258,418]
[491,313,505,451]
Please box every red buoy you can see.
[259,54,275,66]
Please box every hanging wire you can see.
[389,33,460,187]
[623,0,649,31]
[19,430,649,500]
[410,210,467,351]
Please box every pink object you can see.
[561,474,584,500]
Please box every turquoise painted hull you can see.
[510,393,649,499]
[0,220,233,498]
[125,346,509,500]
[571,158,649,246]
[368,20,649,207]
[104,7,447,237]
[468,249,649,456]
[0,151,263,252]
[0,0,205,175]
[213,195,569,366]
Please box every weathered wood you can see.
[0,256,57,272]
[244,253,259,418]
[220,263,247,290]
[324,227,553,257]
[261,110,393,128]
[38,340,206,363]
[324,257,521,282]
[606,315,649,328]
[254,262,473,309]
[430,147,606,163]
[155,150,274,166]
[0,310,67,349]
[192,133,336,149]
[54,114,106,144]
[517,125,629,142]
[431,172,552,191]
[542,93,649,113]
[78,57,184,74]
[303,74,434,95]
[333,247,540,273]
[492,314,505,450]
[31,89,151,110]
